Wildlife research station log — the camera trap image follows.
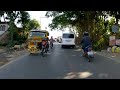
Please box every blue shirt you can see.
[81,36,92,47]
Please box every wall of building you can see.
[0,24,9,44]
[0,24,9,35]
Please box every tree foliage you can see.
[0,11,30,47]
[46,11,120,51]
[108,11,120,24]
[26,19,40,30]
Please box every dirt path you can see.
[0,48,28,67]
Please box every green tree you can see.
[26,19,40,31]
[108,11,120,24]
[0,11,30,47]
[46,11,116,51]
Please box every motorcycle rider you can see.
[49,36,54,47]
[80,32,92,56]
[46,37,49,51]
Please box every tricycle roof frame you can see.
[30,29,49,33]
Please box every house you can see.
[0,22,24,45]
[0,22,9,35]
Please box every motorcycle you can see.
[49,39,54,49]
[41,41,48,57]
[84,45,94,62]
[50,42,53,49]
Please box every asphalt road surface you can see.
[0,42,120,79]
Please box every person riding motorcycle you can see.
[42,38,47,48]
[49,36,54,47]
[38,37,49,52]
[80,32,92,56]
[46,37,49,51]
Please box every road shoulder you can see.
[0,48,29,67]
[95,50,120,61]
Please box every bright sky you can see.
[27,11,62,38]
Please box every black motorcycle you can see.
[38,41,48,57]
[41,41,48,57]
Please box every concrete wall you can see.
[0,24,9,44]
[0,24,9,35]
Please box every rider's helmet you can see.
[83,31,89,36]
[51,36,53,39]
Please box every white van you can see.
[61,32,75,48]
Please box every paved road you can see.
[0,43,120,79]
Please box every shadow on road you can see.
[63,71,93,79]
[58,71,109,79]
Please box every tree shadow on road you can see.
[62,71,93,79]
[57,71,110,79]
[54,49,112,79]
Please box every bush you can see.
[13,41,20,45]
[13,31,27,45]
[0,41,9,47]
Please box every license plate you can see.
[66,40,71,42]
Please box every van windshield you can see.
[63,34,74,38]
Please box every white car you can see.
[61,32,75,48]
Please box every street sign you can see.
[112,24,119,33]
[109,36,115,41]
[109,36,116,46]
[116,39,120,46]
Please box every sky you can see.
[27,11,62,38]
